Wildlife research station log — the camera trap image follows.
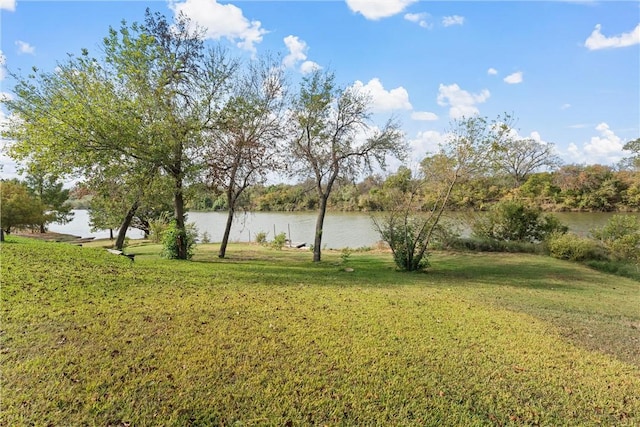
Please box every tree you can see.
[290,70,405,262]
[3,10,237,258]
[372,167,433,271]
[623,138,640,169]
[373,115,512,271]
[24,168,73,233]
[492,136,562,187]
[0,180,45,235]
[204,57,288,258]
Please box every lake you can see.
[49,210,639,249]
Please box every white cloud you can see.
[411,111,438,121]
[585,23,640,50]
[487,68,498,75]
[0,51,6,81]
[437,83,490,119]
[567,122,626,165]
[442,15,464,27]
[346,0,417,20]
[409,130,445,162]
[15,40,35,55]
[0,0,15,11]
[168,0,267,53]
[300,61,321,75]
[282,36,321,74]
[561,103,571,110]
[352,78,412,112]
[404,12,431,29]
[503,71,523,84]
[283,35,308,69]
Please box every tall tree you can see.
[23,168,74,233]
[204,57,288,258]
[0,180,45,236]
[373,115,512,271]
[623,138,640,169]
[290,70,405,261]
[492,135,562,187]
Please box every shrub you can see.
[200,231,211,244]
[451,237,542,254]
[161,221,198,260]
[591,214,640,262]
[472,200,567,243]
[270,232,287,250]
[149,212,171,243]
[546,232,605,262]
[255,231,268,245]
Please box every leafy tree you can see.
[204,57,287,258]
[0,180,45,236]
[492,135,562,187]
[623,138,640,169]
[4,11,237,258]
[24,168,73,233]
[290,70,405,262]
[372,168,432,271]
[373,115,511,271]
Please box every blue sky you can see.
[1,0,639,179]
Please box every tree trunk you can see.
[218,205,235,258]
[313,195,329,262]
[109,228,114,240]
[115,200,140,250]
[174,177,187,260]
[39,223,46,233]
[1,229,4,242]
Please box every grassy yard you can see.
[1,237,639,426]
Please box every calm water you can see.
[50,210,639,249]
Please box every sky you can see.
[1,0,639,180]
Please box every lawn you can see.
[1,237,639,425]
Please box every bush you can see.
[161,221,198,260]
[270,232,287,250]
[546,232,605,262]
[451,237,542,254]
[472,200,567,243]
[149,212,171,243]
[255,231,268,245]
[591,215,640,262]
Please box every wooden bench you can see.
[106,248,136,261]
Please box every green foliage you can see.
[472,200,567,243]
[149,212,171,243]
[255,231,268,245]
[161,221,198,260]
[200,231,211,244]
[450,237,543,254]
[24,170,74,232]
[340,247,352,264]
[0,180,46,233]
[592,214,640,262]
[375,212,431,272]
[270,232,287,250]
[546,232,605,262]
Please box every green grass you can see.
[1,237,639,426]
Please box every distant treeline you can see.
[187,164,640,213]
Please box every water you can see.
[50,210,638,249]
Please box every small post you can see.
[288,224,291,247]
[273,224,276,239]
